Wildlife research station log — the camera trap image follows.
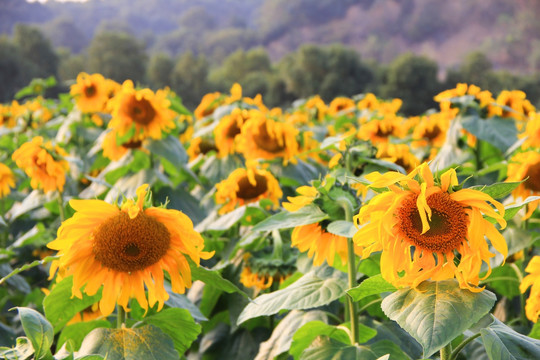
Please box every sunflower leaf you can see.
[481,316,540,360]
[298,337,383,360]
[12,307,54,360]
[189,260,250,299]
[290,321,352,360]
[251,204,329,232]
[237,266,348,324]
[381,279,496,358]
[469,181,523,200]
[461,115,517,152]
[146,135,188,168]
[326,220,356,238]
[347,275,396,302]
[77,325,179,360]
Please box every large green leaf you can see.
[43,276,102,333]
[57,320,111,351]
[143,308,201,355]
[326,220,356,238]
[254,310,328,360]
[146,135,188,168]
[14,307,54,360]
[189,260,250,299]
[481,317,540,360]
[348,275,396,302]
[237,266,348,324]
[381,280,496,358]
[461,116,517,152]
[299,337,378,360]
[469,181,523,200]
[251,204,329,232]
[290,321,352,360]
[77,325,178,360]
[483,263,521,298]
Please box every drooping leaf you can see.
[348,275,397,302]
[251,204,329,232]
[164,286,207,322]
[469,181,523,200]
[189,260,250,299]
[254,310,328,360]
[381,280,496,358]
[14,307,54,360]
[461,116,517,152]
[481,317,540,360]
[0,337,35,360]
[43,276,102,333]
[237,266,348,324]
[77,325,178,360]
[143,308,201,355]
[146,135,188,168]
[326,220,357,238]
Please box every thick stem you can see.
[57,191,65,222]
[449,333,481,360]
[510,262,528,326]
[439,343,452,360]
[117,305,126,329]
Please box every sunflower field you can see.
[0,74,539,360]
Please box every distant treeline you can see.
[1,23,540,115]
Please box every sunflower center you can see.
[397,192,468,253]
[93,212,170,272]
[423,125,441,140]
[254,123,285,153]
[84,85,96,98]
[375,124,394,138]
[226,122,242,139]
[122,139,143,149]
[236,174,268,200]
[128,98,156,125]
[524,161,540,192]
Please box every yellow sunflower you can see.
[435,83,494,111]
[0,101,24,128]
[304,95,327,122]
[239,254,292,291]
[506,150,540,219]
[47,184,213,317]
[102,129,147,161]
[520,111,540,149]
[411,111,453,149]
[108,80,176,141]
[489,90,535,122]
[353,163,507,291]
[214,108,251,157]
[235,112,299,165]
[357,93,380,111]
[375,143,420,173]
[520,256,540,323]
[12,136,69,194]
[327,97,356,116]
[186,137,218,161]
[357,114,407,145]
[0,163,16,198]
[215,164,282,214]
[194,92,224,120]
[282,185,318,212]
[70,73,111,113]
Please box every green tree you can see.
[170,52,210,109]
[12,23,58,78]
[147,53,174,90]
[57,48,85,83]
[0,36,39,102]
[87,30,147,84]
[445,51,494,89]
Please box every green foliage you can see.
[170,51,210,109]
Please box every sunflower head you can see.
[240,252,295,291]
[47,184,213,316]
[520,256,540,323]
[411,111,452,149]
[375,143,420,173]
[282,185,318,212]
[214,108,251,157]
[187,137,218,161]
[357,114,407,145]
[12,136,69,193]
[70,73,111,113]
[215,163,283,214]
[0,163,16,198]
[327,97,356,116]
[354,163,508,291]
[520,111,540,149]
[490,90,535,121]
[506,150,540,219]
[101,129,146,161]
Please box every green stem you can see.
[338,197,359,345]
[57,191,65,222]
[440,343,452,360]
[510,262,528,326]
[449,333,481,360]
[0,256,59,286]
[117,306,126,328]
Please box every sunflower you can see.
[375,143,420,173]
[239,253,294,291]
[214,108,251,157]
[489,90,535,121]
[186,137,218,161]
[434,83,494,111]
[12,136,69,194]
[0,163,16,198]
[520,111,540,149]
[520,256,540,323]
[304,95,327,122]
[47,184,213,317]
[282,185,318,212]
[108,80,176,141]
[506,150,540,219]
[235,112,299,165]
[102,129,145,161]
[411,111,453,149]
[357,114,407,145]
[327,97,356,116]
[70,73,111,113]
[214,164,282,214]
[353,163,507,291]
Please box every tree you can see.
[170,52,210,109]
[12,24,58,78]
[87,30,148,84]
[0,36,39,102]
[147,53,174,90]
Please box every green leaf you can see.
[168,94,191,115]
[501,196,540,221]
[300,337,378,360]
[481,317,540,360]
[529,322,540,340]
[143,308,201,355]
[198,206,246,231]
[369,340,412,360]
[326,220,357,238]
[189,260,250,299]
[469,181,523,200]
[237,266,348,324]
[0,337,35,360]
[482,264,521,298]
[57,320,111,351]
[164,287,207,322]
[290,321,352,359]
[146,135,188,168]
[255,310,328,360]
[461,116,517,152]
[251,204,329,232]
[77,325,179,360]
[14,307,54,360]
[348,275,397,302]
[43,276,103,333]
[381,280,496,358]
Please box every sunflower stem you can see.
[449,333,481,360]
[440,343,452,360]
[117,306,126,328]
[338,197,359,345]
[509,262,528,326]
[57,191,65,222]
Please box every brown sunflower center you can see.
[226,122,242,139]
[128,97,156,125]
[254,123,285,153]
[397,192,468,253]
[236,174,268,200]
[375,124,394,138]
[93,212,170,272]
[122,139,143,149]
[199,139,218,154]
[84,85,96,98]
[423,125,441,140]
[524,161,540,192]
